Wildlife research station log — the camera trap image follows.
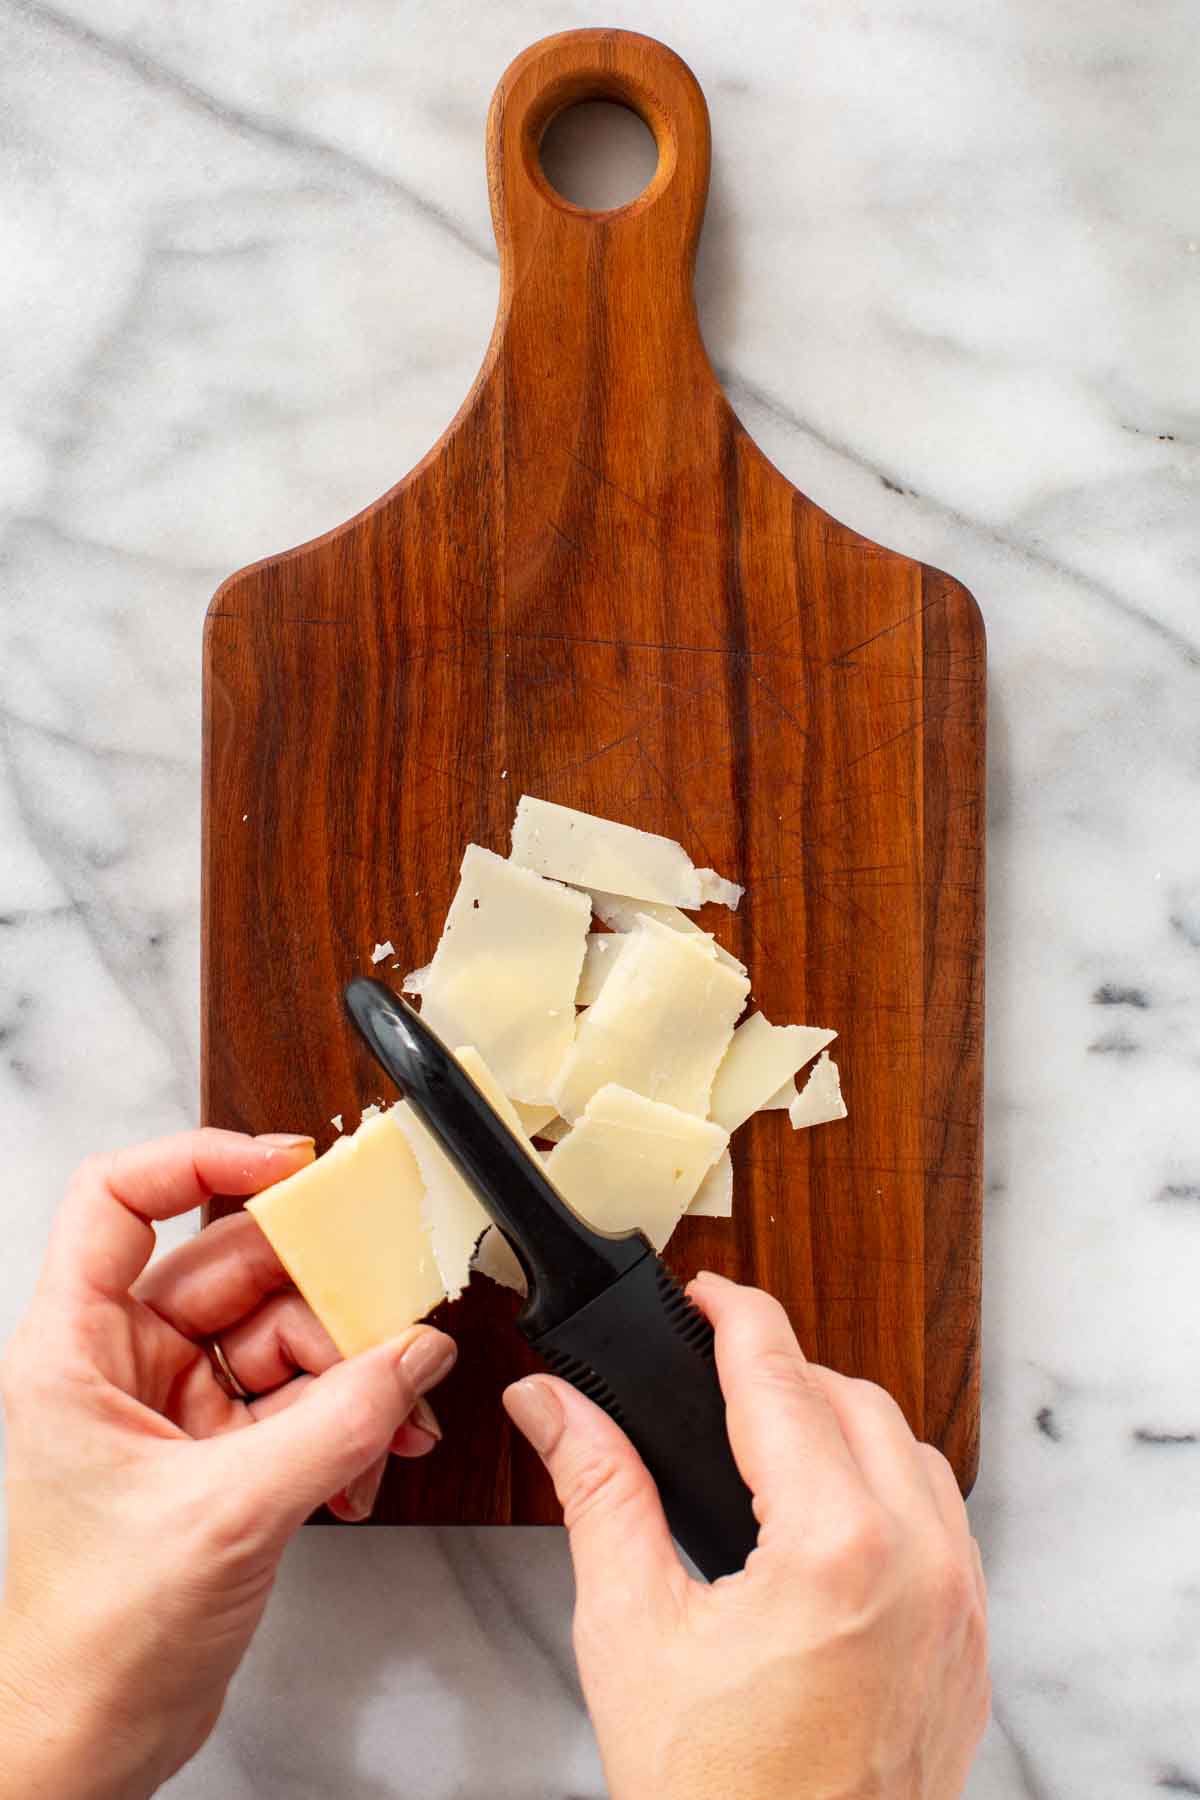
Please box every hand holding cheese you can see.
[0,1130,457,1800]
[505,1276,990,1800]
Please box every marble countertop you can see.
[3,2,1198,1794]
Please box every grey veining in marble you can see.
[3,1,1199,1794]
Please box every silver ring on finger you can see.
[206,1336,254,1402]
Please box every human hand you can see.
[0,1129,457,1800]
[504,1273,988,1800]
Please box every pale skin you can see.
[0,1130,989,1799]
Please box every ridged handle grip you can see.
[530,1253,758,1581]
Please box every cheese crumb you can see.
[371,941,395,965]
[696,868,744,911]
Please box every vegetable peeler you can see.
[344,976,758,1581]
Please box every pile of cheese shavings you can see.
[248,796,846,1348]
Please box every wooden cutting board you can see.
[202,27,985,1521]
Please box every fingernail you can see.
[390,1395,442,1454]
[344,1462,384,1520]
[399,1331,457,1394]
[411,1395,442,1440]
[503,1378,564,1456]
[256,1133,316,1151]
[390,1421,439,1458]
[692,1268,731,1285]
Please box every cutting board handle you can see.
[487,29,712,306]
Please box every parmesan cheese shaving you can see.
[688,1148,734,1218]
[577,931,623,1005]
[511,794,740,911]
[789,1053,847,1129]
[394,1045,540,1300]
[544,1084,728,1250]
[709,1013,837,1134]
[392,1109,486,1305]
[419,844,590,1103]
[472,1225,527,1295]
[509,1099,559,1137]
[760,1079,796,1111]
[588,890,747,975]
[550,915,750,1122]
[578,924,747,1007]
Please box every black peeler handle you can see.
[531,1253,759,1581]
[344,978,758,1580]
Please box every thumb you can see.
[227,1326,456,1532]
[504,1376,684,1612]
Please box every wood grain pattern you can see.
[202,28,985,1523]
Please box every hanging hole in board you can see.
[539,101,660,211]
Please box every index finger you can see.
[131,1209,297,1339]
[688,1272,865,1543]
[41,1129,315,1301]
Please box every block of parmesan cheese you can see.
[687,1147,734,1218]
[418,844,590,1104]
[550,915,750,1121]
[544,1084,728,1250]
[510,795,742,911]
[246,1114,444,1357]
[789,1052,848,1129]
[709,1013,837,1134]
